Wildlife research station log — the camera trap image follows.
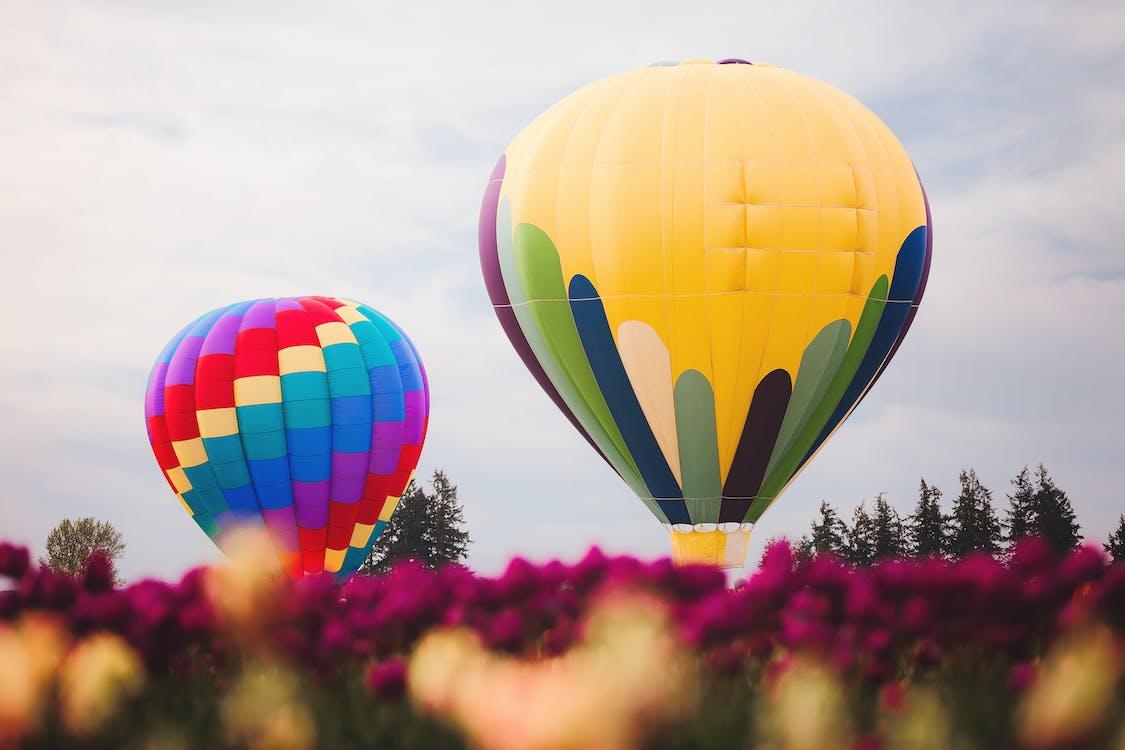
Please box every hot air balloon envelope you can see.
[144,296,429,579]
[479,60,931,568]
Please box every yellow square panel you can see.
[846,293,870,324]
[857,211,879,254]
[746,205,782,249]
[378,496,401,521]
[814,251,856,295]
[853,167,878,210]
[779,161,820,206]
[315,322,356,347]
[177,494,193,515]
[279,345,327,375]
[743,160,780,205]
[780,206,820,251]
[166,466,192,494]
[705,248,746,293]
[197,407,238,439]
[819,161,857,207]
[234,375,282,406]
[704,160,746,204]
[821,207,859,252]
[809,295,851,334]
[851,253,877,295]
[333,306,366,325]
[350,523,375,548]
[777,252,818,294]
[744,249,780,293]
[172,437,208,468]
[704,203,746,251]
[323,546,346,573]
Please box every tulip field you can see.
[1,534,1123,750]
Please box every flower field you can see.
[1,534,1123,750]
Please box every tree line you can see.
[796,464,1125,564]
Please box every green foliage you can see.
[798,501,848,560]
[1105,515,1125,562]
[908,478,947,557]
[1005,467,1037,545]
[1029,464,1082,555]
[41,517,125,583]
[845,502,875,566]
[870,493,906,561]
[359,469,470,575]
[947,469,1004,557]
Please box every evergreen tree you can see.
[1030,464,1081,555]
[359,470,471,574]
[845,502,875,566]
[908,479,947,557]
[1005,467,1037,548]
[804,501,848,558]
[426,470,471,566]
[41,517,125,584]
[947,469,1003,557]
[1105,515,1125,562]
[870,493,907,561]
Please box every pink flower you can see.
[365,658,407,698]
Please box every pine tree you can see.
[805,501,848,558]
[41,517,125,584]
[427,470,471,566]
[908,479,947,557]
[871,493,906,561]
[1030,464,1081,555]
[1006,466,1036,548]
[947,469,1003,557]
[1105,515,1125,562]
[359,470,471,574]
[846,501,875,566]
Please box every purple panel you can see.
[330,476,364,503]
[402,391,425,444]
[479,155,509,307]
[166,335,204,385]
[293,480,329,528]
[262,507,299,551]
[275,297,303,313]
[718,58,753,65]
[476,153,610,465]
[241,299,277,331]
[200,310,244,356]
[145,363,168,417]
[369,420,405,474]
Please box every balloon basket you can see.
[666,523,753,569]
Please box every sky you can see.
[1,0,1122,581]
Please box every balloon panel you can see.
[144,297,429,579]
[480,61,931,534]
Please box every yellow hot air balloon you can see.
[479,60,931,568]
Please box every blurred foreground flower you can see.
[0,615,67,745]
[59,632,145,736]
[222,663,315,750]
[759,657,851,750]
[879,685,954,750]
[1018,626,1122,748]
[408,594,695,750]
[206,527,285,634]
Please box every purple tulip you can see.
[365,658,407,698]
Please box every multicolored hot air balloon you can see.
[144,297,429,579]
[479,60,931,568]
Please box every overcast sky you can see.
[1,0,1122,581]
